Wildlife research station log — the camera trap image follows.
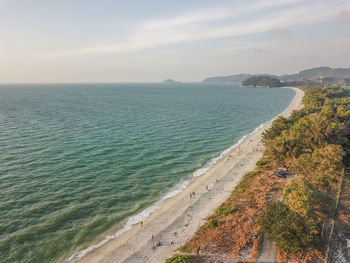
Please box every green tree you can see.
[262,116,290,142]
[259,202,320,255]
[263,131,302,167]
[293,144,344,191]
[283,177,333,222]
[242,76,283,87]
[289,115,339,150]
[264,114,343,167]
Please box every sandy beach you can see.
[75,87,304,263]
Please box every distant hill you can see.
[162,79,181,84]
[203,74,252,83]
[203,73,280,83]
[242,76,283,87]
[203,67,350,86]
[283,80,319,87]
[311,77,350,86]
[280,66,350,81]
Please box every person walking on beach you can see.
[140,221,143,227]
[196,245,200,255]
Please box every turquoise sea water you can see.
[0,83,295,263]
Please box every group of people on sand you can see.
[151,240,161,250]
[151,237,174,250]
[227,146,244,161]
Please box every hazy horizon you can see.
[1,0,350,83]
[0,66,348,85]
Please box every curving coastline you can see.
[71,87,304,263]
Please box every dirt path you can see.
[257,239,276,263]
[329,173,350,263]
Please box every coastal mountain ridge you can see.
[203,73,252,83]
[203,66,350,84]
[280,66,350,81]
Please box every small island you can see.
[241,76,283,87]
[162,79,181,84]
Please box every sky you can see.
[0,0,350,83]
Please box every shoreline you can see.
[72,87,304,263]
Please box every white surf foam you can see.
[65,179,191,263]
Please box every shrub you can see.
[215,203,236,217]
[256,160,267,168]
[259,201,320,255]
[207,218,218,229]
[165,254,191,263]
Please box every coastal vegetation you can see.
[241,74,350,88]
[259,86,350,260]
[242,76,283,87]
[168,86,350,262]
[165,254,191,263]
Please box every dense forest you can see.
[166,86,350,263]
[241,76,283,87]
[259,86,350,261]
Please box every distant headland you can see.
[241,76,283,88]
[203,66,350,87]
[162,79,181,84]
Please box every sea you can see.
[0,83,295,263]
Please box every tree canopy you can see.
[260,201,320,255]
[242,76,283,87]
[259,86,350,258]
[283,177,333,221]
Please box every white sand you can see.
[75,87,304,263]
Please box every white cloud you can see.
[140,0,304,30]
[141,8,232,31]
[38,0,350,59]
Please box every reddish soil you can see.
[181,170,288,261]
